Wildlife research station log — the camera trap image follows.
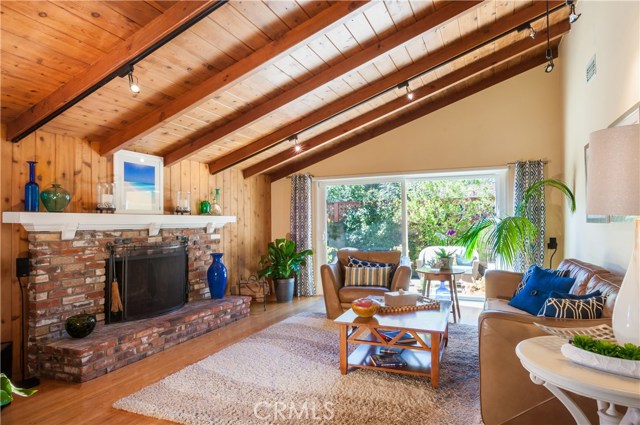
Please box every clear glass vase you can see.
[211,188,222,216]
[96,182,115,212]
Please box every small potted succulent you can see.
[435,247,456,270]
[258,238,313,303]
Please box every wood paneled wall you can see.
[0,127,271,378]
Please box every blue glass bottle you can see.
[25,161,39,212]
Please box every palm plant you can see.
[456,179,576,269]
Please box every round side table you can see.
[516,336,640,425]
[415,267,465,323]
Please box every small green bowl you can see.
[65,314,96,338]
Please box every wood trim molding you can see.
[99,1,371,157]
[162,1,483,167]
[6,1,218,142]
[266,48,560,182]
[242,20,571,178]
[208,1,565,175]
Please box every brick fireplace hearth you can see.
[3,213,246,383]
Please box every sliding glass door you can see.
[316,169,507,299]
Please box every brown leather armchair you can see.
[320,248,412,319]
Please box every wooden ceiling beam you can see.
[208,0,565,175]
[243,21,571,178]
[6,1,220,142]
[267,48,560,182]
[163,1,483,167]
[99,1,370,156]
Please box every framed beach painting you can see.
[114,150,164,214]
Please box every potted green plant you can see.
[457,179,576,270]
[258,238,313,303]
[1,373,37,408]
[434,247,456,270]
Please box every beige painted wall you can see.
[272,65,568,271]
[561,0,639,274]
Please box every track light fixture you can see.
[516,23,536,39]
[544,57,555,73]
[290,135,302,153]
[567,0,581,24]
[543,0,554,73]
[397,81,414,101]
[128,69,141,94]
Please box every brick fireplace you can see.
[3,212,248,383]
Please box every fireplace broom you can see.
[110,249,123,313]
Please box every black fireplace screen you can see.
[105,240,188,323]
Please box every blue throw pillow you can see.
[508,266,576,315]
[514,265,571,296]
[538,290,605,319]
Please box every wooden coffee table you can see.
[334,300,452,388]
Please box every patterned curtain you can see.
[513,160,545,272]
[290,174,315,296]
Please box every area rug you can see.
[114,312,481,424]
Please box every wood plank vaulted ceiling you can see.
[1,0,571,181]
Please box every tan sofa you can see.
[479,258,622,425]
[320,248,412,319]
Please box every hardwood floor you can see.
[1,297,481,425]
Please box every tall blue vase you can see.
[25,161,39,212]
[207,253,227,299]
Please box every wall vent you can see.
[586,55,596,82]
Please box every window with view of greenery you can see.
[406,179,495,265]
[326,183,402,262]
[324,178,496,265]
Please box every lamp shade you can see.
[586,124,640,216]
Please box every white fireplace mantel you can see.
[2,212,236,240]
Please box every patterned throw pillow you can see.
[538,290,605,319]
[514,265,571,296]
[344,266,392,288]
[347,256,396,286]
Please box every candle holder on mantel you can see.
[175,191,191,215]
[96,183,116,213]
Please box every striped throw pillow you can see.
[347,256,396,286]
[344,266,391,288]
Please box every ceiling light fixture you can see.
[544,0,554,73]
[567,0,581,24]
[516,23,536,39]
[290,135,302,153]
[397,81,414,101]
[128,68,141,94]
